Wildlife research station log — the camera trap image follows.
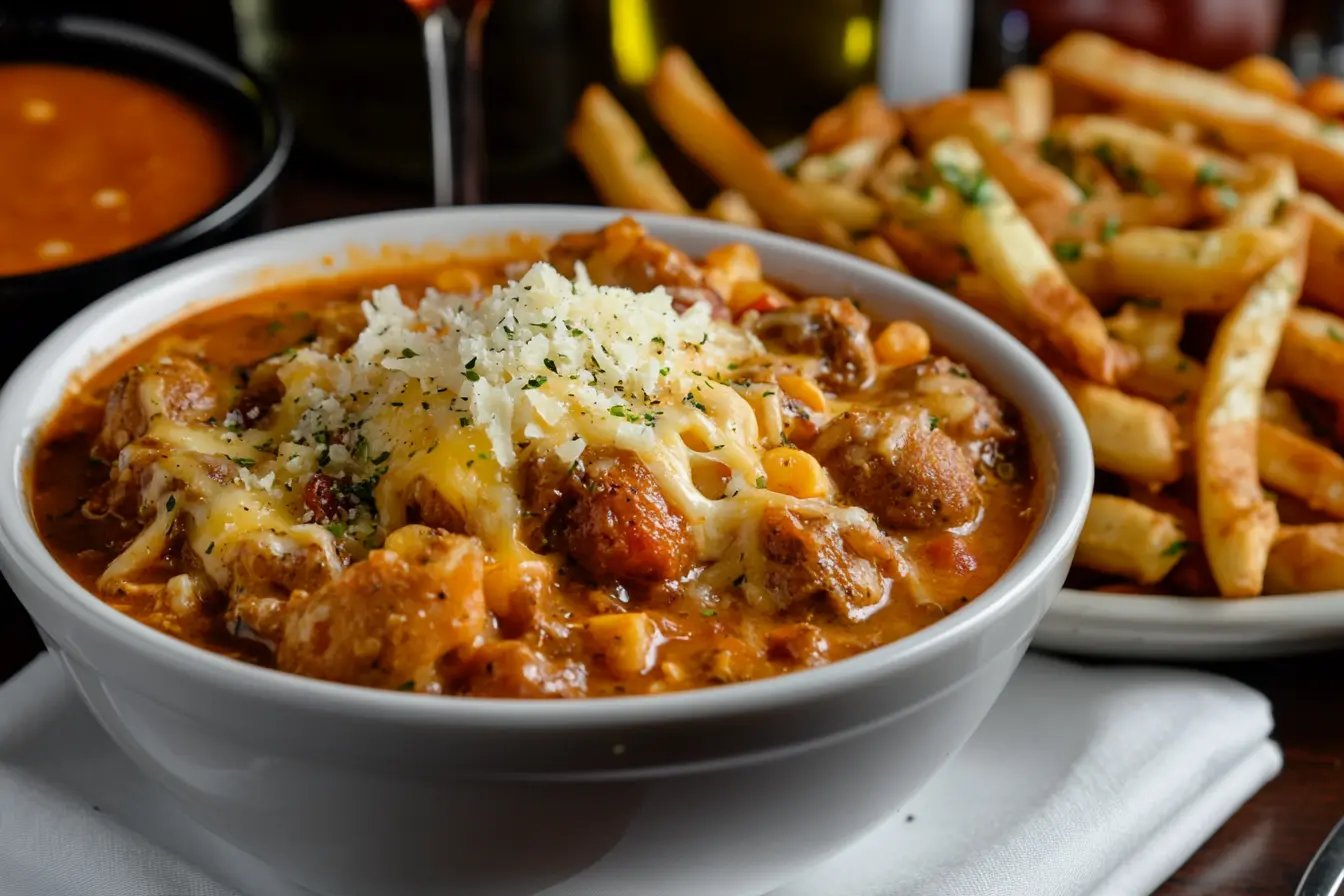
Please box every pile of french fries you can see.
[568,32,1344,600]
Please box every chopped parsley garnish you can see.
[684,392,707,413]
[755,475,767,489]
[1216,187,1240,210]
[1161,540,1192,557]
[165,495,176,511]
[936,162,991,206]
[229,456,256,467]
[543,358,558,373]
[400,347,419,358]
[701,609,717,617]
[659,366,670,376]
[205,541,215,555]
[929,415,940,430]
[521,375,547,390]
[1052,240,1084,262]
[459,415,472,427]
[396,680,416,691]
[1100,215,1120,244]
[1195,162,1224,187]
[371,450,391,465]
[465,356,477,369]
[651,335,665,345]
[462,369,481,382]
[732,574,747,587]
[1329,327,1344,344]
[326,522,347,538]
[609,405,627,418]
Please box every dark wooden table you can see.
[3,157,1342,895]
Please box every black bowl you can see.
[0,13,292,379]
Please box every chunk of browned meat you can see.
[890,356,1014,445]
[405,475,467,533]
[95,357,217,460]
[546,217,728,319]
[232,356,285,426]
[758,506,899,621]
[219,528,344,643]
[525,448,695,584]
[754,298,877,390]
[276,526,486,692]
[448,640,587,698]
[811,409,983,530]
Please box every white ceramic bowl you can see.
[0,207,1092,896]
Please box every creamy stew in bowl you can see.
[31,219,1036,698]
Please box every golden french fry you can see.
[853,234,909,274]
[1266,524,1344,593]
[1261,389,1312,436]
[876,221,969,285]
[1076,494,1188,585]
[1196,208,1308,597]
[806,85,901,156]
[1300,75,1344,121]
[1047,115,1205,189]
[796,136,891,191]
[1106,303,1205,405]
[901,91,1014,155]
[1043,32,1344,207]
[567,84,691,215]
[1301,192,1344,313]
[1258,421,1344,519]
[795,180,884,233]
[1101,225,1294,312]
[1058,371,1184,483]
[704,190,762,229]
[1023,192,1196,245]
[874,182,964,247]
[647,48,848,248]
[1001,66,1053,142]
[1271,305,1344,405]
[1224,155,1297,228]
[929,136,1135,384]
[1226,55,1300,102]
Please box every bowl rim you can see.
[0,13,293,288]
[0,205,1094,728]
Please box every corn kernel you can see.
[703,243,762,299]
[874,320,931,368]
[435,267,482,294]
[777,374,827,413]
[762,447,829,499]
[728,280,793,317]
[587,612,661,677]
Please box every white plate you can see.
[775,137,1344,659]
[1034,588,1344,659]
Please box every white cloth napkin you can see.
[0,652,1280,896]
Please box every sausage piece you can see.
[753,297,877,390]
[524,448,695,584]
[276,525,486,692]
[95,357,216,460]
[810,409,983,529]
[758,506,895,621]
[546,217,728,319]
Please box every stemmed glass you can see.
[406,0,494,206]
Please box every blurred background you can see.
[32,0,1344,208]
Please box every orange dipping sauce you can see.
[0,64,237,277]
